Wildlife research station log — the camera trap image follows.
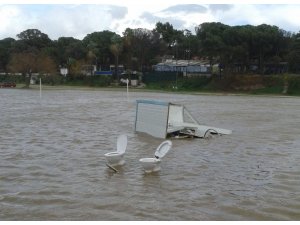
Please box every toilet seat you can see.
[105,152,121,156]
[139,158,160,163]
[154,140,172,159]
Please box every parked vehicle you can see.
[0,82,16,88]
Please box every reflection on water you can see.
[1,88,300,220]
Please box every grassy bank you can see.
[2,73,300,96]
[145,74,300,96]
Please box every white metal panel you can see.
[135,100,169,138]
[168,104,184,125]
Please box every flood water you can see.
[1,88,300,220]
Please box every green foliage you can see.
[261,75,284,87]
[65,75,112,87]
[145,81,174,90]
[143,73,300,96]
[286,75,300,95]
[41,74,64,85]
[90,76,112,87]
[288,35,300,73]
[0,74,25,83]
[196,22,229,61]
[16,29,51,51]
[0,22,300,92]
[250,86,284,95]
[82,30,116,66]
[196,23,292,75]
[123,28,161,71]
[177,77,212,90]
[143,71,177,83]
[155,22,177,46]
[0,38,15,71]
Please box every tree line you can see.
[0,22,300,87]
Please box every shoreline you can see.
[18,84,299,98]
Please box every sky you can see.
[0,0,300,40]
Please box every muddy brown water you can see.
[1,88,300,220]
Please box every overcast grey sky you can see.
[0,0,299,40]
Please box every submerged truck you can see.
[134,99,232,139]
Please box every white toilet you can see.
[139,140,172,173]
[104,134,127,166]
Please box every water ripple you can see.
[1,89,300,220]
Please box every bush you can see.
[261,75,283,87]
[178,76,212,90]
[41,74,64,85]
[286,75,300,95]
[64,75,112,87]
[0,74,26,83]
[146,81,173,90]
[90,76,112,87]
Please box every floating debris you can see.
[106,163,118,173]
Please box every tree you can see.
[195,22,291,75]
[0,38,15,71]
[288,33,300,73]
[110,34,123,80]
[7,52,57,87]
[154,22,182,47]
[244,24,287,74]
[82,31,117,69]
[68,59,85,79]
[54,37,86,67]
[16,29,51,51]
[6,29,57,87]
[196,22,229,73]
[154,22,185,57]
[123,28,160,71]
[221,25,252,73]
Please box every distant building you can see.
[81,65,96,76]
[81,64,124,77]
[153,59,211,76]
[94,71,113,76]
[110,64,124,77]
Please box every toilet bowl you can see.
[139,140,172,173]
[104,134,127,166]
